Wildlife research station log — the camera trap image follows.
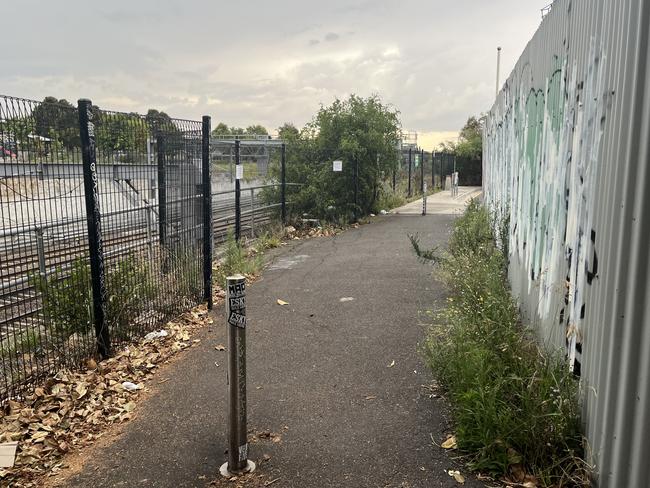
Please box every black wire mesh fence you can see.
[393,148,458,196]
[0,95,289,402]
[0,96,92,401]
[90,106,207,352]
[210,136,288,244]
[432,151,457,190]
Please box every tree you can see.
[245,124,268,136]
[277,123,299,141]
[455,116,483,160]
[212,123,269,137]
[212,122,230,136]
[145,108,174,136]
[32,97,79,150]
[438,115,484,160]
[94,112,150,163]
[274,94,401,220]
[437,115,485,185]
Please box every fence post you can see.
[202,116,213,309]
[235,139,241,242]
[440,152,447,189]
[78,99,110,359]
[250,188,255,238]
[280,143,287,224]
[353,156,359,222]
[420,149,425,194]
[156,132,169,274]
[431,151,435,188]
[220,275,255,477]
[408,148,412,197]
[157,134,167,249]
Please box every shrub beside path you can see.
[61,189,484,488]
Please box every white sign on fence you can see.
[235,164,244,180]
[333,160,343,172]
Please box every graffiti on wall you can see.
[483,39,609,373]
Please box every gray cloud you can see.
[1,0,551,136]
[324,32,340,42]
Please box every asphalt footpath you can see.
[64,188,485,488]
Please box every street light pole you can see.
[496,47,502,97]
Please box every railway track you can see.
[0,194,278,342]
[0,179,291,400]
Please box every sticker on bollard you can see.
[228,292,246,328]
[239,444,248,462]
[228,281,245,297]
[228,311,247,328]
[229,297,245,308]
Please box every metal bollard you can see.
[220,275,256,477]
[422,182,427,216]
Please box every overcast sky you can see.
[2,0,550,148]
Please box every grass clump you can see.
[254,230,283,252]
[420,199,587,486]
[31,254,157,343]
[214,231,263,287]
[375,188,406,212]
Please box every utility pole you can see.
[496,47,502,97]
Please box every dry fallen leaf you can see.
[522,474,539,488]
[276,299,289,306]
[510,463,526,482]
[0,300,222,487]
[122,402,136,413]
[447,469,465,484]
[387,360,395,368]
[215,344,226,351]
[441,435,457,449]
[365,395,377,400]
[74,382,88,400]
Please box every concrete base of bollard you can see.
[219,460,256,478]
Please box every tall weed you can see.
[214,231,263,287]
[421,200,587,486]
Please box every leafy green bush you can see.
[32,254,157,342]
[264,95,402,222]
[0,327,41,357]
[419,201,587,486]
[32,258,92,339]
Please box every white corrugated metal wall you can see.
[483,1,650,486]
